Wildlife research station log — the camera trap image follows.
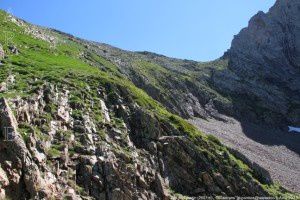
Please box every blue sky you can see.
[0,0,275,61]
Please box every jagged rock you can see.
[83,114,96,134]
[0,82,7,92]
[61,145,69,167]
[0,80,282,199]
[154,173,170,200]
[147,141,157,154]
[110,188,125,200]
[213,172,232,194]
[23,165,44,196]
[0,98,55,198]
[114,104,130,121]
[100,99,111,123]
[57,89,72,124]
[214,0,300,126]
[181,93,207,118]
[64,188,81,200]
[30,147,47,164]
[8,45,18,55]
[0,44,4,60]
[6,75,15,85]
[0,75,15,93]
[0,165,9,199]
[8,15,25,27]
[130,108,161,145]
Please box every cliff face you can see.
[214,0,300,126]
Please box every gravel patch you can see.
[189,116,300,193]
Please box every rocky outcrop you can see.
[228,148,273,185]
[100,99,111,123]
[0,44,4,60]
[213,0,300,126]
[157,136,267,197]
[0,81,279,199]
[0,98,54,199]
[0,165,9,199]
[8,45,19,55]
[0,74,15,93]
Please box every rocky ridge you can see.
[74,0,300,128]
[214,0,300,126]
[0,80,277,199]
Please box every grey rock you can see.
[0,44,4,60]
[216,0,300,126]
[8,45,18,55]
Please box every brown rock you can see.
[154,173,170,200]
[110,188,124,200]
[213,172,230,188]
[202,172,214,186]
[0,166,9,194]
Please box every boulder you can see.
[8,45,18,55]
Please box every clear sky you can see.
[0,0,275,61]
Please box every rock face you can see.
[213,0,300,126]
[0,98,54,199]
[0,84,272,199]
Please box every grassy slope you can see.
[0,10,298,198]
[125,56,233,118]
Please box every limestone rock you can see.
[0,166,9,199]
[57,89,72,124]
[0,44,4,60]
[100,99,111,123]
[214,0,300,126]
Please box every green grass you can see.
[18,123,32,142]
[132,60,170,87]
[262,184,300,199]
[206,134,222,146]
[47,147,61,158]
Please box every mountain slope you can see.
[64,1,300,191]
[0,4,298,200]
[82,0,300,128]
[67,0,300,192]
